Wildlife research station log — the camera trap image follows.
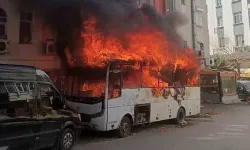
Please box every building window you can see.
[235,34,244,46]
[19,11,33,44]
[199,42,204,50]
[217,16,223,27]
[183,40,188,48]
[0,8,7,39]
[233,12,242,25]
[216,0,222,6]
[218,37,225,47]
[196,11,203,27]
[181,0,185,5]
[232,0,241,2]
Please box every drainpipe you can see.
[191,0,196,50]
[171,0,175,11]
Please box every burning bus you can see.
[28,1,201,137]
[55,14,200,137]
[57,58,200,138]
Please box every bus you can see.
[53,61,200,138]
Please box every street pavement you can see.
[74,103,250,150]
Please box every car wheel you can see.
[59,128,75,150]
[175,108,186,125]
[117,116,132,138]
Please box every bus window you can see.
[72,76,81,96]
[108,70,121,99]
[122,64,142,89]
[141,66,159,88]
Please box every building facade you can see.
[192,0,210,67]
[0,0,61,71]
[0,0,209,71]
[139,0,210,68]
[207,0,250,55]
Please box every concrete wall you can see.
[201,93,221,104]
[222,95,240,104]
[0,0,61,71]
[174,0,193,49]
[194,0,210,66]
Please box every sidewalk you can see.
[187,102,246,121]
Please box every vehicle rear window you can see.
[5,82,17,93]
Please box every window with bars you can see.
[218,37,225,47]
[233,12,242,24]
[235,34,244,46]
[217,0,222,6]
[217,16,223,27]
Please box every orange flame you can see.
[82,82,105,97]
[76,16,199,97]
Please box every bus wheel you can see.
[175,108,186,125]
[117,116,132,138]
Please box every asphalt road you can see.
[74,103,250,150]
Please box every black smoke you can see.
[17,0,187,70]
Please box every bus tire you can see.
[175,107,186,125]
[117,116,132,138]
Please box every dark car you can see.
[237,80,250,102]
[0,64,81,150]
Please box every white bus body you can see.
[66,63,200,134]
[67,87,200,131]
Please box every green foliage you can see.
[210,55,235,71]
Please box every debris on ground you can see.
[188,113,212,118]
[159,127,168,131]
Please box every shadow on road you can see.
[76,119,197,144]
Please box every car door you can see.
[36,83,63,149]
[0,82,37,150]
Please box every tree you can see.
[210,35,250,73]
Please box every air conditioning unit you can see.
[43,39,56,55]
[0,39,9,55]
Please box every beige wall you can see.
[0,0,61,71]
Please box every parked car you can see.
[237,80,250,103]
[0,64,81,150]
